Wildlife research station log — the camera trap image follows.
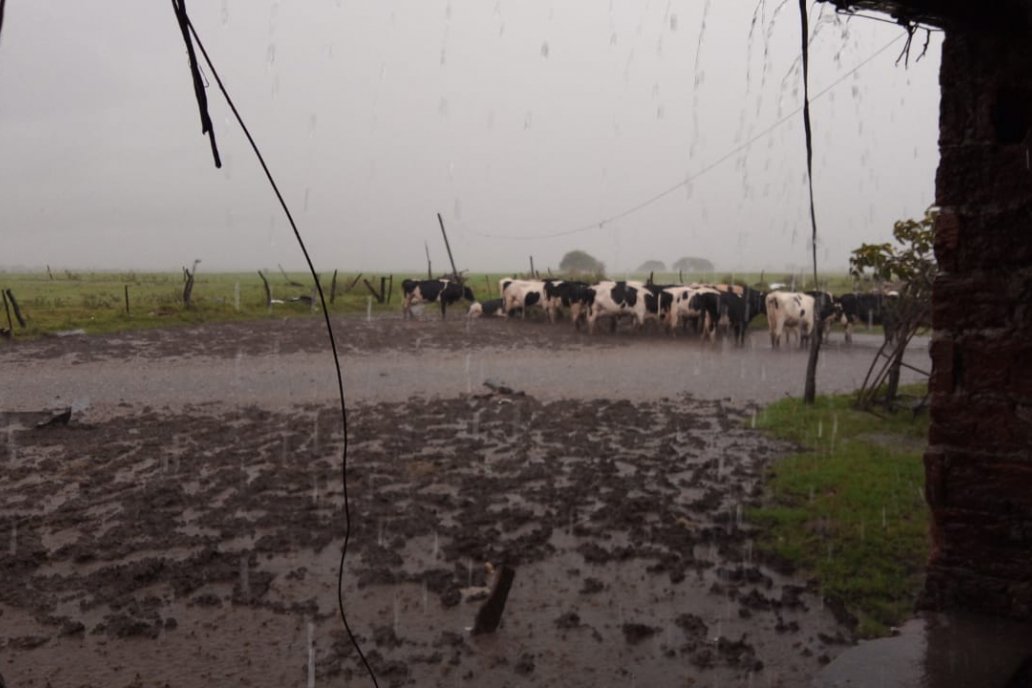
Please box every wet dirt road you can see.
[0,316,928,687]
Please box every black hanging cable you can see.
[180,14,379,688]
[0,0,7,48]
[171,0,221,168]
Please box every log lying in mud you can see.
[472,565,515,635]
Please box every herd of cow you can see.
[400,277,897,348]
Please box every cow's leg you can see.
[440,299,447,320]
[845,320,853,344]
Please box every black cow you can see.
[804,290,843,342]
[688,291,721,341]
[643,284,675,330]
[836,292,894,343]
[401,279,475,319]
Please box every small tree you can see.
[636,259,666,273]
[559,250,605,275]
[671,256,714,273]
[850,208,938,407]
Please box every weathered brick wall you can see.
[922,28,1032,618]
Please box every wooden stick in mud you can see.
[471,565,515,635]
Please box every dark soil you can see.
[0,315,865,687]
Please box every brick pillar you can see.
[922,27,1032,618]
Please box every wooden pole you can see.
[258,270,272,307]
[529,256,535,278]
[2,290,13,334]
[437,213,460,282]
[425,241,433,280]
[386,274,393,304]
[124,285,130,315]
[330,269,338,304]
[5,289,26,327]
[379,276,387,304]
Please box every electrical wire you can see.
[181,14,380,688]
[466,32,905,242]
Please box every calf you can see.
[402,279,475,319]
[765,291,815,348]
[467,298,506,318]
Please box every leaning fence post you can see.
[124,285,130,315]
[5,289,26,327]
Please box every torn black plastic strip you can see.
[171,0,221,168]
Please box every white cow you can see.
[765,291,815,348]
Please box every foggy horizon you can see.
[0,2,942,277]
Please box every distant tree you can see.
[636,260,666,273]
[671,256,714,273]
[559,250,605,275]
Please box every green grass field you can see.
[0,269,865,339]
[749,385,931,638]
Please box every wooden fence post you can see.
[2,290,13,334]
[258,270,272,307]
[124,285,130,315]
[330,269,338,304]
[5,289,26,327]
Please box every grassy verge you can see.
[749,384,930,638]
[0,271,521,339]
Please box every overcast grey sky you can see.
[0,1,941,275]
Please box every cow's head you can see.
[463,286,476,302]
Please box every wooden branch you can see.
[472,565,515,635]
[278,263,305,288]
[362,278,384,303]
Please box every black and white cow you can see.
[467,298,506,318]
[544,280,592,326]
[765,291,815,348]
[586,281,649,333]
[666,285,720,338]
[401,279,475,319]
[711,285,766,344]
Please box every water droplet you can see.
[266,43,276,67]
[540,41,550,58]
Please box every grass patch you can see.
[0,270,521,339]
[749,384,930,638]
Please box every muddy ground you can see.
[0,315,926,687]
